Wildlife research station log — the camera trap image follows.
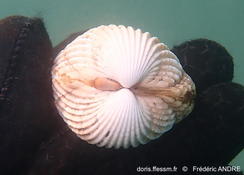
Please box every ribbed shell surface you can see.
[52,25,195,148]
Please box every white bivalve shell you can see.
[52,25,196,149]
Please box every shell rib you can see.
[52,25,196,149]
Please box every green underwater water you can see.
[1,0,243,170]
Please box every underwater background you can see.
[1,0,243,170]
